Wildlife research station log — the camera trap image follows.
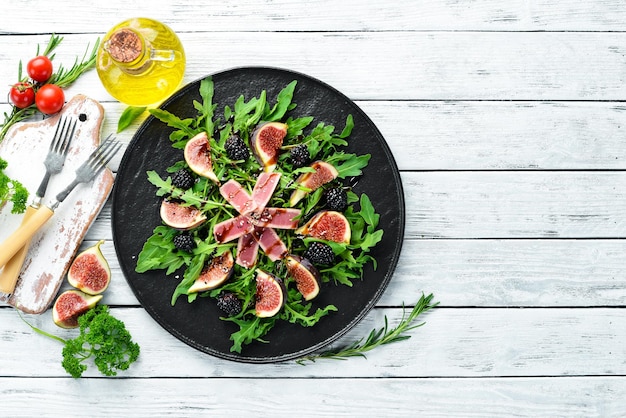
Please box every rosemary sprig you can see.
[49,37,100,88]
[296,293,438,364]
[0,34,99,142]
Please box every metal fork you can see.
[0,136,122,270]
[0,117,76,293]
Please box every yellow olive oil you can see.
[97,18,185,106]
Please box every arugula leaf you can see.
[247,90,267,128]
[339,114,354,138]
[146,170,224,211]
[135,226,188,274]
[284,301,338,327]
[285,115,314,139]
[358,194,379,229]
[148,108,197,141]
[265,80,297,121]
[171,253,207,305]
[196,77,215,134]
[229,316,276,353]
[329,153,371,179]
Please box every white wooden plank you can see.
[1,32,626,101]
[0,376,624,417]
[1,307,624,378]
[387,239,626,307]
[2,0,626,32]
[357,101,626,171]
[402,171,626,239]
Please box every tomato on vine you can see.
[35,84,65,114]
[9,82,35,109]
[27,55,54,83]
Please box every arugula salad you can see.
[135,77,383,353]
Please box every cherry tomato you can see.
[27,55,54,83]
[35,84,65,114]
[9,82,35,108]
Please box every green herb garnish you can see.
[0,157,28,214]
[19,305,140,378]
[296,293,438,364]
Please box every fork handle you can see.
[0,206,37,293]
[36,172,52,200]
[0,206,54,269]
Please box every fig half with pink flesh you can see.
[160,199,207,230]
[254,270,286,318]
[52,290,102,329]
[184,131,220,184]
[188,251,235,293]
[251,122,288,172]
[284,254,321,301]
[67,240,111,295]
[296,210,351,244]
[289,161,338,206]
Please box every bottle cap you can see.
[106,29,143,63]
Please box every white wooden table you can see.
[1,1,625,416]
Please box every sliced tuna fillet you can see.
[220,179,256,214]
[236,233,259,267]
[251,227,287,261]
[213,215,254,243]
[251,172,281,209]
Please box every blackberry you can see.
[290,144,310,168]
[171,169,195,190]
[325,187,348,212]
[225,134,250,161]
[173,233,196,252]
[303,242,335,266]
[216,292,243,317]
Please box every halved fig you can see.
[254,270,286,318]
[52,290,102,329]
[160,199,207,230]
[289,161,338,206]
[251,122,288,172]
[284,255,321,301]
[188,251,235,293]
[67,240,111,295]
[296,210,351,244]
[184,131,220,184]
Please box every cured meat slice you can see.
[236,233,259,268]
[251,172,281,209]
[220,179,256,215]
[213,215,254,243]
[252,227,287,261]
[260,208,300,229]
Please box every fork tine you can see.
[89,138,122,177]
[49,117,66,152]
[57,118,76,156]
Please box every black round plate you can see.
[112,67,405,363]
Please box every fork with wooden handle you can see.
[0,117,76,294]
[0,135,121,271]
